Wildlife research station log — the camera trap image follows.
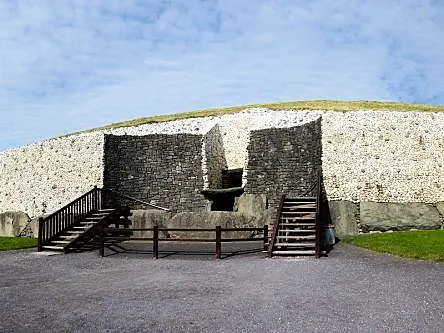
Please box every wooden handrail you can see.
[267,195,286,258]
[102,187,170,211]
[41,187,98,222]
[38,187,102,251]
[315,170,323,258]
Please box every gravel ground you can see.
[0,243,443,333]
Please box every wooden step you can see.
[283,204,316,209]
[285,197,316,201]
[274,242,316,247]
[282,206,316,213]
[282,209,316,213]
[281,215,315,220]
[279,223,316,227]
[85,217,104,220]
[276,235,315,240]
[278,229,315,233]
[97,209,115,212]
[283,204,316,208]
[65,230,84,234]
[79,221,98,225]
[51,240,71,244]
[272,250,316,255]
[42,245,64,251]
[73,226,89,230]
[58,235,78,239]
[282,211,316,215]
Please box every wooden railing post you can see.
[263,225,268,251]
[215,226,221,259]
[98,187,102,210]
[268,195,285,258]
[93,186,98,210]
[37,217,44,252]
[153,225,158,259]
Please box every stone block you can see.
[0,211,32,237]
[360,202,442,232]
[129,209,173,238]
[328,200,359,236]
[234,194,267,215]
[436,202,444,219]
[168,211,269,239]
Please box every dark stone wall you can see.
[244,118,322,211]
[103,134,207,212]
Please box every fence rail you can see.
[99,225,268,259]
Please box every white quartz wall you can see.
[322,111,444,202]
[0,133,104,217]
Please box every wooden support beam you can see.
[153,225,158,259]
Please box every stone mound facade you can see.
[1,108,443,236]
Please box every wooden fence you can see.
[99,225,268,259]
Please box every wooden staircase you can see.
[269,197,318,256]
[41,208,129,253]
[268,172,324,258]
[38,187,133,253]
[38,187,169,254]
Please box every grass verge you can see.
[66,100,444,137]
[342,230,444,262]
[0,237,37,251]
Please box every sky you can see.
[1,0,443,150]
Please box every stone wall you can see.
[216,109,321,181]
[0,133,104,218]
[103,134,207,212]
[202,125,226,189]
[244,119,323,211]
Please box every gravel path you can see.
[0,243,442,333]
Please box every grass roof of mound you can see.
[69,100,444,136]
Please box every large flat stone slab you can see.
[436,202,444,218]
[0,211,31,237]
[234,194,267,215]
[360,202,443,232]
[169,211,269,239]
[130,209,173,238]
[328,201,359,236]
[129,210,269,239]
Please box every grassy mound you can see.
[342,230,444,262]
[69,100,444,136]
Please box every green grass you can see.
[0,237,37,251]
[66,100,444,137]
[342,230,444,262]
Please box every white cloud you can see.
[0,0,443,150]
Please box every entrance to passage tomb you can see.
[203,168,244,211]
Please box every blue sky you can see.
[1,0,443,150]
